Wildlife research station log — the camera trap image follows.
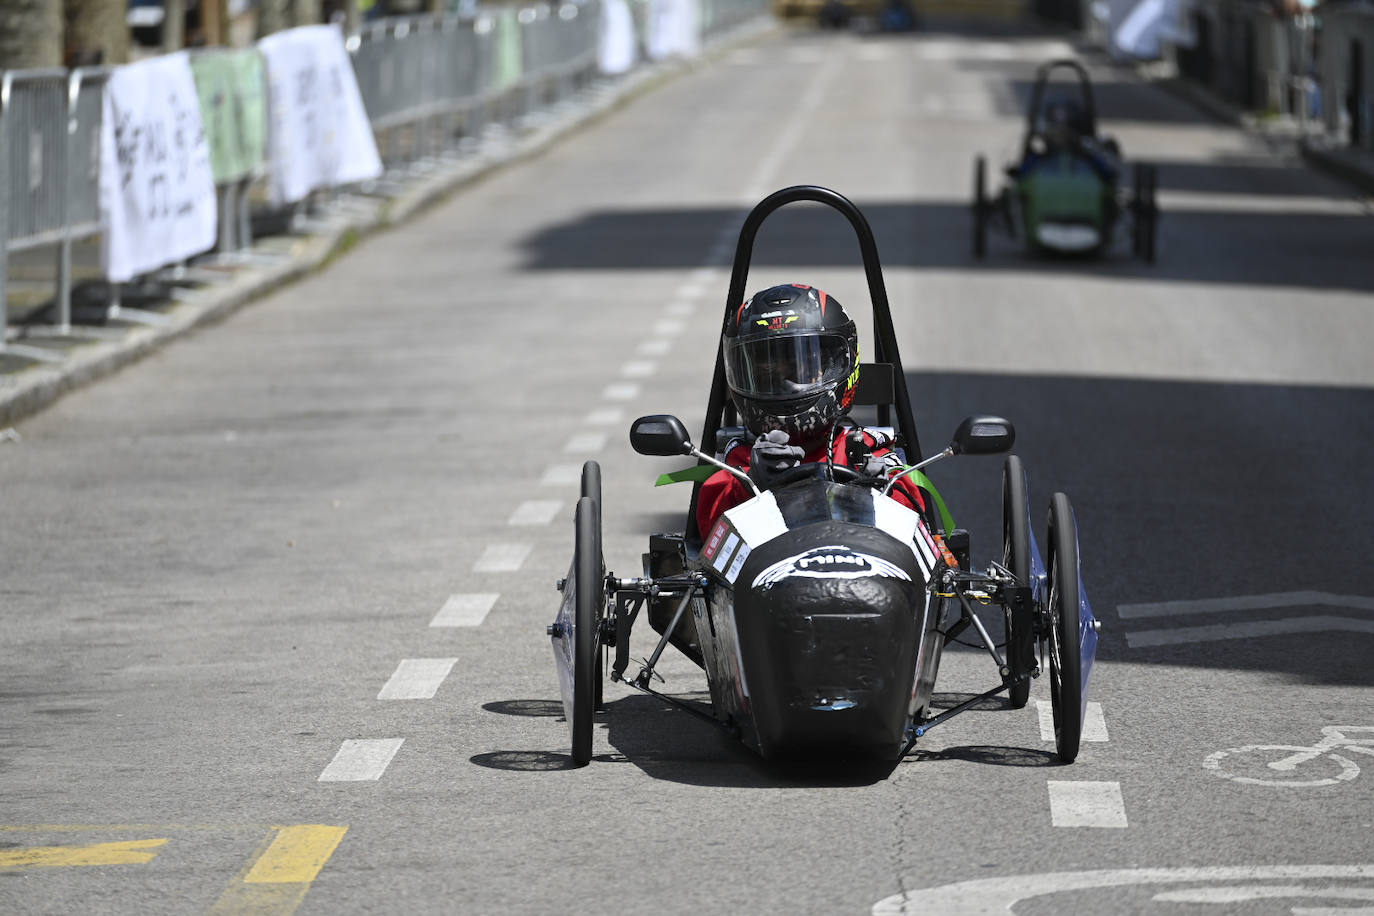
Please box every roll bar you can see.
[686,185,925,542]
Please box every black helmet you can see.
[723,284,860,450]
[1043,97,1090,147]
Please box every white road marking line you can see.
[377,658,458,700]
[507,499,562,526]
[318,739,404,782]
[1047,781,1128,828]
[1118,590,1374,619]
[430,593,498,627]
[858,45,890,61]
[602,382,640,401]
[665,300,696,316]
[474,543,532,573]
[621,361,656,378]
[688,266,717,284]
[638,338,671,356]
[1037,701,1108,742]
[539,464,582,487]
[564,432,608,453]
[584,407,623,425]
[872,866,1374,915]
[654,318,685,335]
[1126,616,1374,648]
[676,280,706,299]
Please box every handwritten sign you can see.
[190,49,269,185]
[99,52,219,283]
[258,25,382,206]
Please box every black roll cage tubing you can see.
[685,185,924,543]
[1021,58,1098,162]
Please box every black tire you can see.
[1046,492,1083,764]
[1001,456,1034,709]
[1142,164,1158,265]
[973,155,988,259]
[571,496,602,766]
[579,461,606,710]
[1131,163,1146,257]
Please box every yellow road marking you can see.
[0,837,168,868]
[243,825,348,884]
[209,825,347,916]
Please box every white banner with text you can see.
[258,25,383,206]
[99,52,219,283]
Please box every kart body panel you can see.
[694,479,942,759]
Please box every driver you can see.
[696,283,928,536]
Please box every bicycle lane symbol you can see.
[1204,726,1374,787]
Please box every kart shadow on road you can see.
[471,694,1058,782]
[519,189,1374,293]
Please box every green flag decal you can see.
[900,469,955,536]
[655,465,717,487]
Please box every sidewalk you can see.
[0,20,775,430]
[1128,58,1374,196]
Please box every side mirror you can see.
[950,415,1015,456]
[630,414,694,457]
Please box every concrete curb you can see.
[0,18,777,430]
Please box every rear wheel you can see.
[973,156,989,259]
[1001,456,1034,709]
[1046,492,1083,764]
[1142,164,1159,265]
[571,496,602,766]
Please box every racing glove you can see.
[748,430,805,489]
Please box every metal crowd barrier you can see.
[349,2,602,171]
[1,69,79,361]
[1,0,770,364]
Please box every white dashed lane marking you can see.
[638,338,671,356]
[621,361,656,378]
[318,739,404,782]
[653,318,685,335]
[564,432,608,453]
[665,301,695,316]
[430,593,498,627]
[507,500,562,526]
[539,464,582,487]
[474,543,532,573]
[602,382,640,400]
[584,407,623,425]
[377,659,458,700]
[1048,781,1128,828]
[1038,701,1109,742]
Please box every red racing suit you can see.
[696,427,928,538]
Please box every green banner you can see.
[491,9,524,92]
[191,49,268,185]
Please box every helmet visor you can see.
[724,332,854,400]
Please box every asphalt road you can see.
[3,21,1373,916]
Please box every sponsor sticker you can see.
[725,543,751,583]
[703,519,728,563]
[752,545,912,590]
[713,532,741,573]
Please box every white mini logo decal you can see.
[752,545,911,590]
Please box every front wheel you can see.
[1046,492,1083,764]
[1001,456,1034,708]
[571,496,603,766]
[580,462,605,711]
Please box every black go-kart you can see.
[549,185,1100,767]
